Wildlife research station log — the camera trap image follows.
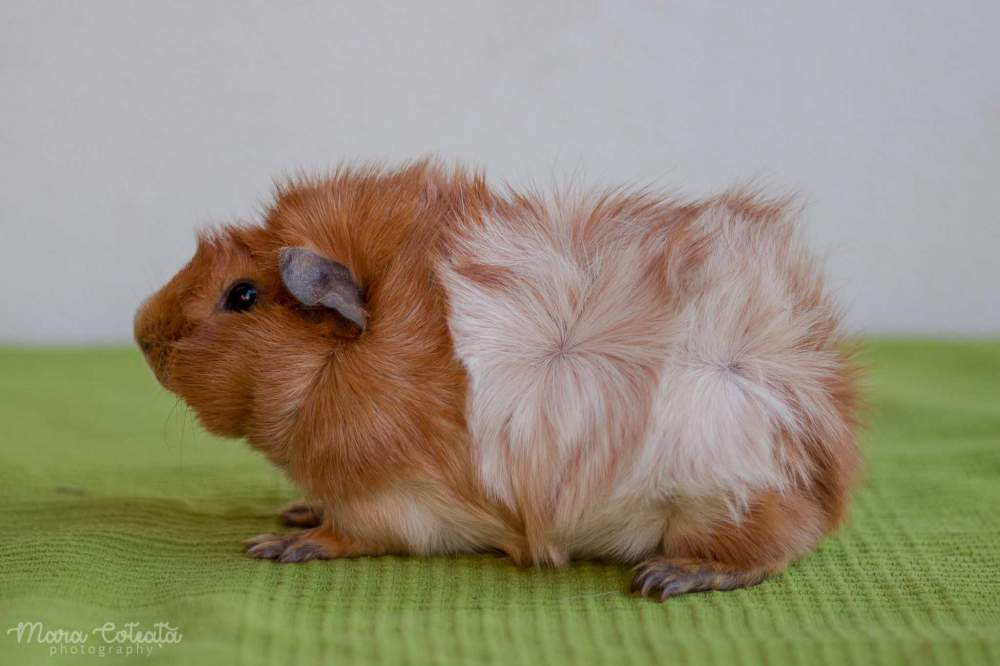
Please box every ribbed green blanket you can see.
[0,341,997,665]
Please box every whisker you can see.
[162,396,182,448]
[178,401,190,469]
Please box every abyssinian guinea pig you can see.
[135,161,861,600]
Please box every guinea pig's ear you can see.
[279,247,366,335]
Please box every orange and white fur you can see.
[135,162,861,599]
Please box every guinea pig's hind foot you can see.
[630,557,776,601]
[277,499,323,528]
[242,528,380,563]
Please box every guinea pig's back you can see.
[438,189,859,563]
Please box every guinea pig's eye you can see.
[223,281,258,312]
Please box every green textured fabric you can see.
[0,340,998,665]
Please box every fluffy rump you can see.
[441,187,860,564]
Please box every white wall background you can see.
[1,0,997,343]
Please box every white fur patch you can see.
[440,196,669,516]
[623,204,839,504]
[440,196,846,554]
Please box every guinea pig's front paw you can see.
[243,532,324,562]
[630,557,772,601]
[242,529,338,563]
[277,499,323,528]
[242,527,377,563]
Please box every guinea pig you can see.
[134,161,861,600]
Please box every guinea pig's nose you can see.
[133,301,160,354]
[135,330,160,360]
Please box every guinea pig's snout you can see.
[134,301,155,350]
[136,335,155,355]
[134,297,179,387]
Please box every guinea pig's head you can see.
[134,225,367,443]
